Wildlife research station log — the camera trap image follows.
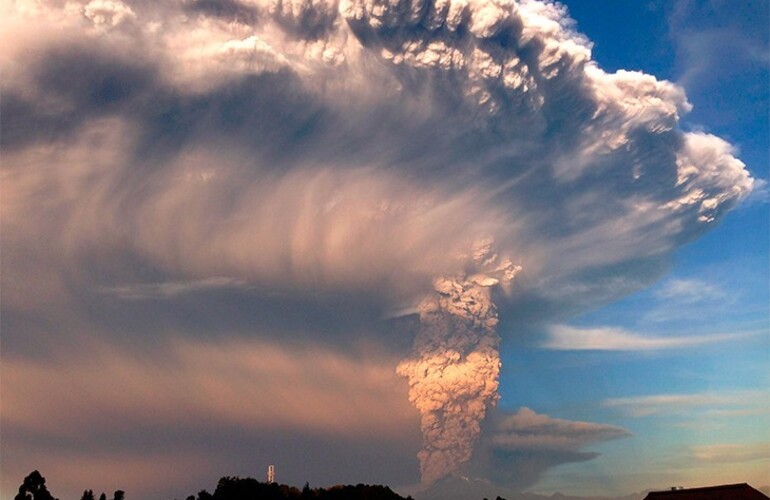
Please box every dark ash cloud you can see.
[0,0,755,495]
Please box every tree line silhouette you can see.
[14,470,413,500]
[178,476,413,500]
[14,471,124,500]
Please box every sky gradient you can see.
[1,0,768,498]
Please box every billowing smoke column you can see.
[398,242,520,483]
[397,277,500,484]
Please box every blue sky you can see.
[1,0,767,498]
[497,0,769,494]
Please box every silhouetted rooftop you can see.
[644,483,768,500]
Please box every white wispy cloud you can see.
[541,324,756,351]
[738,178,770,208]
[654,278,724,303]
[603,390,768,418]
[691,443,770,464]
[641,276,732,324]
[669,0,770,91]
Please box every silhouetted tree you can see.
[301,482,313,499]
[81,489,96,500]
[99,493,108,500]
[196,490,213,500]
[113,491,125,500]
[15,471,58,500]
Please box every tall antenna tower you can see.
[267,464,275,484]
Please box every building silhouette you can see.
[644,483,768,500]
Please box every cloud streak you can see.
[603,390,768,418]
[654,278,725,303]
[691,443,770,464]
[541,325,756,351]
[2,336,416,439]
[101,277,252,299]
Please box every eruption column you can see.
[397,250,519,484]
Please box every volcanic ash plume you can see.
[397,246,520,484]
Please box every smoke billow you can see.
[0,0,758,492]
[397,243,520,483]
[470,407,632,490]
